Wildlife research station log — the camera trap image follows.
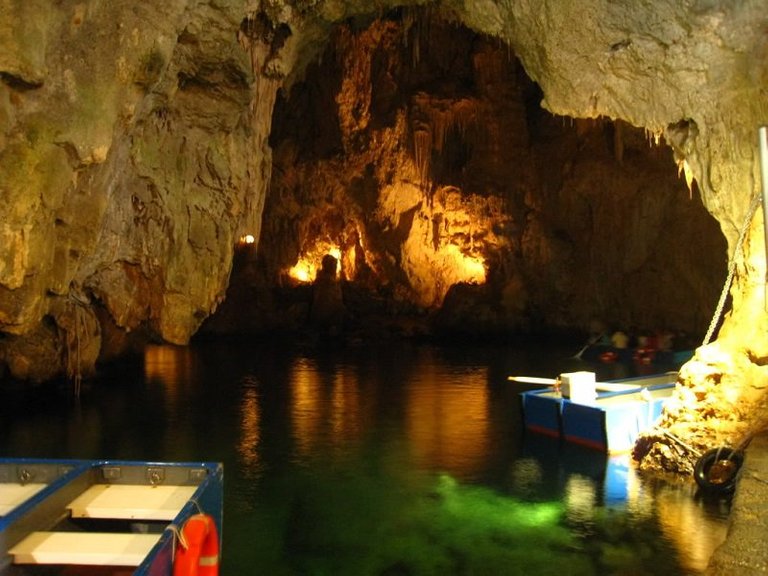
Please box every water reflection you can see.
[238,376,262,478]
[144,344,197,390]
[652,479,729,573]
[565,474,598,526]
[519,435,728,574]
[0,341,731,575]
[289,357,369,460]
[406,363,491,479]
[143,344,200,458]
[290,357,324,458]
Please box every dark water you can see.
[0,340,729,575]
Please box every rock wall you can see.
[0,0,276,380]
[495,1,768,343]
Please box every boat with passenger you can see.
[577,328,694,367]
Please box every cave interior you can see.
[205,7,726,347]
[1,1,768,479]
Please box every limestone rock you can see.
[0,0,271,377]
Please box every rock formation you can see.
[250,13,725,343]
[1,0,767,475]
[1,0,275,380]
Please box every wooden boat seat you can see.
[67,484,198,521]
[0,483,48,516]
[9,531,161,566]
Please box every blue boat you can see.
[0,459,223,575]
[519,372,677,453]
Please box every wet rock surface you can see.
[706,433,768,575]
[634,339,768,477]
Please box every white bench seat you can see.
[0,483,48,516]
[67,484,198,521]
[9,531,161,566]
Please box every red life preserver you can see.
[600,350,618,363]
[173,513,220,576]
[633,348,655,365]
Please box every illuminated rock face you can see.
[254,13,724,338]
[0,0,766,472]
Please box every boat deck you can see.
[9,484,197,567]
[10,532,160,567]
[0,485,47,517]
[0,460,223,575]
[590,385,672,406]
[68,484,198,521]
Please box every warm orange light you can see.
[287,241,343,283]
[445,245,486,284]
[144,344,194,387]
[289,359,366,458]
[289,260,313,283]
[405,363,491,478]
[237,380,261,474]
[238,234,256,245]
[461,255,486,283]
[328,246,341,264]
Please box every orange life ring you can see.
[173,513,220,576]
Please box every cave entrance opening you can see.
[208,7,727,343]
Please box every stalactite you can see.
[402,7,419,67]
[403,4,438,69]
[413,126,432,186]
[50,286,99,392]
[411,97,478,190]
[473,48,508,89]
[237,11,285,241]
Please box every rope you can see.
[166,523,186,565]
[662,429,702,457]
[189,497,205,515]
[166,502,209,563]
[750,472,768,485]
[74,305,82,398]
[702,193,763,345]
[65,288,92,397]
[167,523,186,549]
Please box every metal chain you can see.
[702,193,763,345]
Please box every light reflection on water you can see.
[406,364,491,480]
[0,341,729,575]
[238,376,262,480]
